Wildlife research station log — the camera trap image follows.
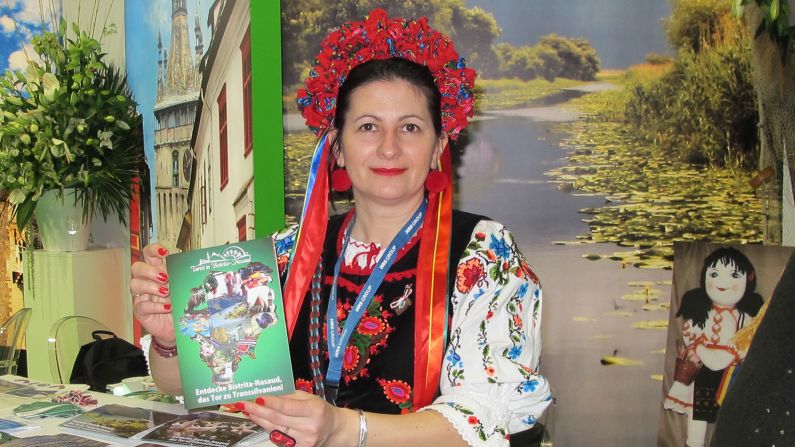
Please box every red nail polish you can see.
[164,304,171,311]
[157,272,168,282]
[255,397,265,405]
[242,411,249,416]
[159,286,169,296]
[158,247,168,256]
[233,402,245,411]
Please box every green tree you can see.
[538,34,600,80]
[450,6,501,76]
[665,0,737,53]
[280,0,501,85]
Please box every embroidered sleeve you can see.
[272,225,298,284]
[419,220,552,446]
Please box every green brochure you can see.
[166,238,295,409]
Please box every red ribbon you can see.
[413,145,453,409]
[284,136,331,339]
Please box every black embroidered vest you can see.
[287,210,485,413]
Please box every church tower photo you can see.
[154,0,204,249]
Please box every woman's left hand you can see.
[239,391,357,447]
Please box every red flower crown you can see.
[296,8,477,140]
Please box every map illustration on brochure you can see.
[166,238,294,409]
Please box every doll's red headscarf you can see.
[286,8,476,409]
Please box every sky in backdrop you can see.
[464,0,672,68]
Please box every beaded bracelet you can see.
[151,337,178,358]
[358,409,368,447]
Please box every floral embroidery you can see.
[378,379,413,413]
[329,287,393,383]
[357,315,386,336]
[456,258,485,294]
[343,345,360,372]
[295,378,313,393]
[435,221,549,439]
[489,234,511,259]
[445,402,506,442]
[445,328,465,386]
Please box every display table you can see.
[22,248,133,383]
[0,375,274,446]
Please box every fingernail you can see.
[234,402,245,411]
[157,272,169,282]
[242,411,249,416]
[255,397,265,405]
[158,247,168,256]
[164,304,171,311]
[159,286,169,296]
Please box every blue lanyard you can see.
[324,200,427,403]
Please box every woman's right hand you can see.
[131,243,175,344]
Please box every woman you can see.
[132,9,550,447]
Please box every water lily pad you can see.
[604,310,634,317]
[583,253,602,260]
[622,293,659,302]
[600,356,643,366]
[651,374,664,381]
[642,303,668,312]
[632,320,669,330]
[588,334,616,340]
[573,316,598,322]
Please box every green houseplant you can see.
[0,19,145,248]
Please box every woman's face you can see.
[705,260,747,306]
[336,79,447,207]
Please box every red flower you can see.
[521,260,540,284]
[486,250,497,261]
[357,316,385,336]
[296,9,476,140]
[486,310,494,320]
[467,416,479,425]
[486,367,496,376]
[294,379,313,393]
[379,379,412,404]
[343,345,360,371]
[474,231,486,241]
[456,258,485,294]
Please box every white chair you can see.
[0,308,32,375]
[47,315,111,383]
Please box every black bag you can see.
[69,330,149,392]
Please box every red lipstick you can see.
[371,167,406,176]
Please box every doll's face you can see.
[705,260,747,306]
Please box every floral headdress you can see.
[296,8,476,139]
[284,9,476,411]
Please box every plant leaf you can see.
[15,196,36,231]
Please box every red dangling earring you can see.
[331,166,352,192]
[425,169,447,193]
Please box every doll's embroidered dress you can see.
[665,305,753,421]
